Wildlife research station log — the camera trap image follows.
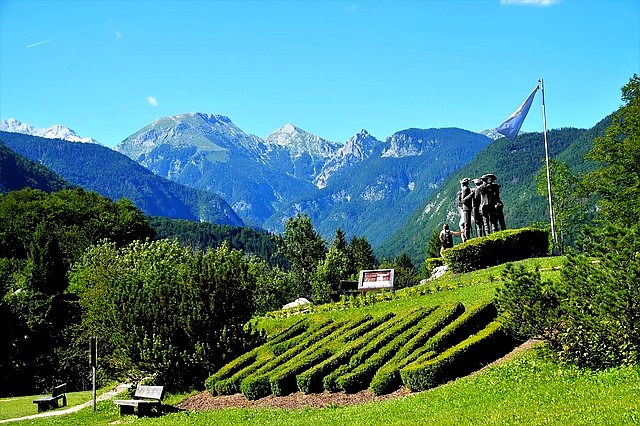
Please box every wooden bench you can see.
[113,385,164,417]
[33,383,67,412]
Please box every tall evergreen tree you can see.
[584,74,640,228]
[348,236,377,277]
[277,213,326,298]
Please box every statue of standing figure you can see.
[456,178,473,241]
[472,178,485,237]
[479,173,506,234]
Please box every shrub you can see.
[240,374,271,400]
[369,302,464,395]
[269,347,333,396]
[296,314,395,394]
[240,319,341,399]
[336,311,440,393]
[404,301,497,367]
[400,321,516,392]
[264,316,363,396]
[443,228,549,273]
[494,263,559,340]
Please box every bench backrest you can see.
[52,383,67,397]
[134,385,164,401]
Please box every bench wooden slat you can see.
[33,383,67,412]
[114,385,164,417]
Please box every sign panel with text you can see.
[358,269,394,291]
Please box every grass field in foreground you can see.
[5,348,638,425]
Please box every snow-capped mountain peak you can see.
[0,118,100,144]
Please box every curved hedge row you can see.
[209,318,330,395]
[204,318,310,395]
[403,300,497,368]
[369,302,465,395]
[264,315,371,397]
[296,312,395,394]
[400,321,517,392]
[240,319,344,399]
[325,308,433,393]
[207,301,518,400]
[443,228,549,273]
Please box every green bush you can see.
[336,310,441,393]
[296,314,395,394]
[269,347,333,396]
[404,301,497,367]
[443,228,549,273]
[205,318,313,395]
[240,374,271,400]
[348,308,434,368]
[369,302,465,395]
[400,321,516,392]
[424,257,445,274]
[204,350,257,395]
[240,319,341,399]
[264,317,362,396]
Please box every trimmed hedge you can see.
[369,302,465,395]
[443,227,549,273]
[212,318,331,396]
[204,350,257,395]
[205,318,311,395]
[329,308,433,392]
[269,347,334,396]
[296,313,396,394]
[336,313,440,393]
[348,308,434,368]
[241,319,345,399]
[403,300,497,368]
[400,321,517,392]
[265,316,367,397]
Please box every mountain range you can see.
[0,112,607,263]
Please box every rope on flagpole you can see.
[539,78,557,253]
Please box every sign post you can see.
[89,336,97,411]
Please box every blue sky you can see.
[1,0,638,147]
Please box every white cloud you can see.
[146,96,159,106]
[500,0,560,6]
[345,3,358,13]
[116,31,122,39]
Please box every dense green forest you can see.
[0,142,73,194]
[148,217,285,268]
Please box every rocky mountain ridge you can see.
[0,118,100,144]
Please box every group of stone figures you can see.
[456,173,506,241]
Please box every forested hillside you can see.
[148,217,285,267]
[0,142,73,194]
[0,131,244,226]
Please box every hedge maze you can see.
[206,302,517,399]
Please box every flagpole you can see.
[539,78,557,252]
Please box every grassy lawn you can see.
[0,390,94,421]
[4,347,638,425]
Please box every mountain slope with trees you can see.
[0,131,244,227]
[0,142,73,194]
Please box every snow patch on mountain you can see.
[0,118,100,144]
